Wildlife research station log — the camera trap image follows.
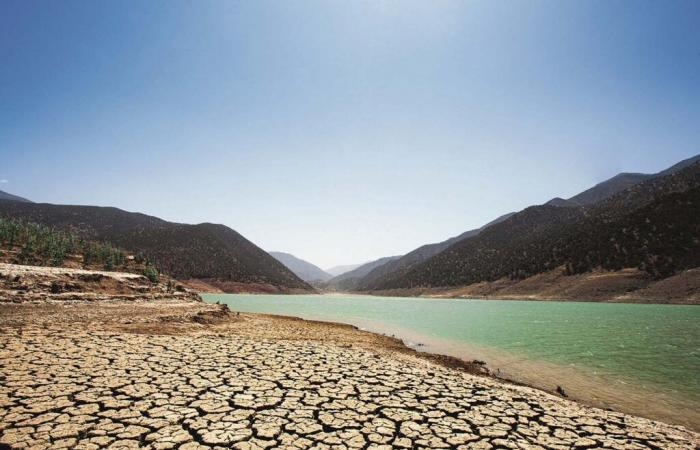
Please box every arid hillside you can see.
[0,201,312,293]
[360,161,700,302]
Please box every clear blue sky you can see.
[1,1,699,268]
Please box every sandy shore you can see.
[1,298,698,450]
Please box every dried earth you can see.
[0,265,698,449]
[0,263,200,304]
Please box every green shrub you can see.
[143,266,159,283]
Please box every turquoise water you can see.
[203,294,700,427]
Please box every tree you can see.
[143,266,159,283]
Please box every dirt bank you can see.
[365,267,700,304]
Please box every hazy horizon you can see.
[2,1,699,267]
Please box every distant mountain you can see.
[325,263,364,277]
[269,251,332,282]
[354,212,515,291]
[563,153,700,206]
[368,160,700,291]
[0,190,32,203]
[0,200,311,292]
[326,256,402,291]
[331,154,700,294]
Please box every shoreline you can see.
[322,267,700,305]
[202,292,700,431]
[321,289,700,305]
[2,294,698,448]
[209,287,700,306]
[356,289,700,305]
[216,306,700,433]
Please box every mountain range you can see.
[331,154,700,301]
[1,153,697,301]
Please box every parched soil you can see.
[1,298,698,449]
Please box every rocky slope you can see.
[0,200,312,292]
[364,160,700,298]
[0,262,200,304]
[348,154,699,295]
[269,251,332,282]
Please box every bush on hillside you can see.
[143,266,159,283]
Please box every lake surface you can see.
[203,293,700,429]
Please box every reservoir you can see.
[203,293,700,429]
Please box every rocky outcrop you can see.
[0,263,200,303]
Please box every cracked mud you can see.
[0,300,698,449]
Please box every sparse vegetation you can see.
[0,217,127,270]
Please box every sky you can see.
[1,0,699,269]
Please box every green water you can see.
[203,294,700,426]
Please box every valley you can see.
[4,3,699,448]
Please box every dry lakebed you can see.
[0,265,698,449]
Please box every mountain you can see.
[0,200,311,292]
[357,153,699,292]
[353,212,515,291]
[0,190,32,203]
[564,153,700,206]
[368,160,700,291]
[325,263,364,277]
[326,256,401,291]
[269,251,332,282]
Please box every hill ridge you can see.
[367,160,700,291]
[0,199,311,291]
[353,154,699,291]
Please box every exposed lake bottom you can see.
[203,294,700,430]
